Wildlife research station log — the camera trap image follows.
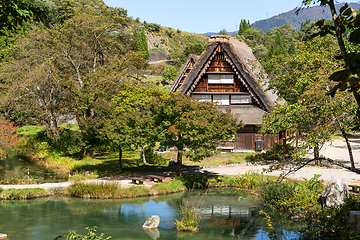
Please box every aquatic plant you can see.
[175,205,201,232]
[54,226,111,240]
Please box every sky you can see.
[103,0,315,33]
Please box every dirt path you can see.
[197,135,360,185]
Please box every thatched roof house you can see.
[171,35,280,151]
[170,54,199,92]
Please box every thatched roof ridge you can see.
[170,54,199,92]
[179,35,278,111]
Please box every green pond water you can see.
[0,189,301,240]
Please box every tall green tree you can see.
[238,19,251,35]
[150,95,239,176]
[134,28,149,59]
[263,37,355,167]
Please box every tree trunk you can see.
[314,144,320,165]
[142,145,147,164]
[176,146,183,176]
[337,119,355,170]
[119,145,122,171]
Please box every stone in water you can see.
[142,215,160,229]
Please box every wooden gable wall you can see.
[190,46,261,108]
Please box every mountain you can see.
[203,2,360,36]
[252,2,360,33]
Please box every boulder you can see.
[142,215,160,229]
[320,179,349,208]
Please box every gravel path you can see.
[1,136,360,190]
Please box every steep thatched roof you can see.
[179,35,278,112]
[170,54,199,92]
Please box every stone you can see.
[0,233,7,239]
[142,215,160,229]
[320,179,349,208]
[350,211,360,232]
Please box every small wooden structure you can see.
[147,175,165,182]
[129,177,145,184]
[170,35,280,151]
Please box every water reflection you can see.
[0,189,300,240]
[0,155,67,183]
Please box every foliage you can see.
[245,143,295,162]
[302,1,360,111]
[54,226,111,240]
[175,205,201,232]
[144,21,161,32]
[66,182,150,199]
[179,43,205,65]
[218,29,228,35]
[0,187,48,200]
[151,179,186,194]
[150,94,239,175]
[178,174,208,190]
[134,27,149,59]
[260,175,324,215]
[238,19,251,35]
[262,37,354,160]
[0,118,19,159]
[300,195,360,239]
[161,65,178,85]
[217,171,266,189]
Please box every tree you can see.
[262,36,355,169]
[267,31,288,57]
[150,95,239,176]
[161,65,178,85]
[301,1,360,173]
[238,19,251,35]
[0,7,147,148]
[301,1,360,108]
[0,119,19,159]
[104,84,170,171]
[218,29,228,35]
[134,28,149,59]
[179,43,205,65]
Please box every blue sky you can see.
[103,0,319,33]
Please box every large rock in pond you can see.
[320,179,349,208]
[142,215,160,229]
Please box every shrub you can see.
[0,188,49,200]
[179,174,208,190]
[301,195,360,239]
[151,179,186,194]
[66,182,150,199]
[246,143,295,162]
[260,175,324,214]
[175,206,201,232]
[217,171,269,189]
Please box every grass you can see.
[160,151,253,167]
[0,188,49,200]
[151,179,186,194]
[66,182,150,199]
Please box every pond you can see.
[0,189,301,240]
[0,155,67,183]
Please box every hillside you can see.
[204,2,360,35]
[252,2,360,32]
